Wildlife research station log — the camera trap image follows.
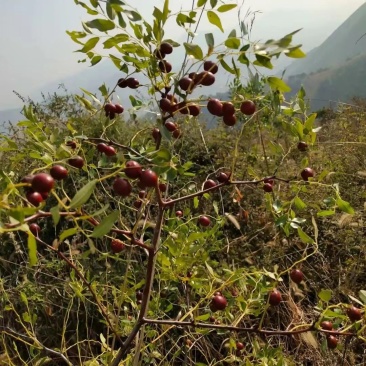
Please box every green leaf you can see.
[91,211,119,238]
[103,34,129,49]
[336,197,354,214]
[205,33,214,48]
[197,0,208,6]
[183,43,203,60]
[225,37,240,49]
[318,289,332,302]
[294,197,307,210]
[74,1,99,14]
[91,55,102,66]
[195,313,210,321]
[50,206,60,226]
[217,4,236,12]
[117,13,127,28]
[219,58,235,74]
[267,77,291,93]
[85,19,115,32]
[59,227,78,242]
[254,54,273,69]
[285,47,306,58]
[78,37,99,53]
[106,2,116,20]
[359,290,366,305]
[297,227,314,244]
[162,0,169,23]
[210,0,218,8]
[303,113,316,134]
[207,11,223,32]
[124,10,142,21]
[70,180,97,209]
[27,232,37,266]
[316,210,335,217]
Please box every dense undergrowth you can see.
[0,94,366,365]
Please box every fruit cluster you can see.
[104,102,124,120]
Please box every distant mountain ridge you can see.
[284,2,366,109]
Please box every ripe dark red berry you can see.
[154,48,165,59]
[346,306,362,322]
[297,141,308,151]
[210,294,228,311]
[159,183,167,192]
[207,99,223,116]
[203,60,218,74]
[139,169,158,188]
[179,77,194,92]
[138,190,146,199]
[66,141,77,149]
[198,71,215,86]
[203,179,217,190]
[159,98,172,112]
[222,102,235,116]
[136,290,143,300]
[68,156,84,169]
[188,104,200,117]
[50,165,68,181]
[263,177,274,185]
[40,191,49,200]
[240,100,256,115]
[263,183,273,193]
[268,289,282,306]
[223,114,236,126]
[21,174,34,189]
[301,167,315,181]
[198,215,210,227]
[290,269,304,284]
[124,161,142,179]
[133,200,142,209]
[320,321,333,331]
[111,239,125,253]
[26,192,43,207]
[104,103,117,114]
[32,173,55,193]
[172,129,182,139]
[160,42,173,54]
[327,335,338,349]
[114,104,124,114]
[164,121,177,132]
[104,145,117,157]
[29,223,41,236]
[97,143,108,153]
[126,77,139,89]
[159,60,172,73]
[176,210,183,218]
[217,172,229,183]
[112,178,132,197]
[97,143,116,157]
[117,78,128,88]
[152,128,161,141]
[166,94,178,104]
[236,342,244,350]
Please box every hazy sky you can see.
[0,0,365,110]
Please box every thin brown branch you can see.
[111,207,166,366]
[141,318,357,337]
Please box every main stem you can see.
[111,207,166,366]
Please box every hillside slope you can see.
[284,2,366,77]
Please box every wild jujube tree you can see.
[0,0,365,365]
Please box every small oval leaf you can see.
[70,180,97,209]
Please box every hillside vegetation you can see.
[1,1,366,366]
